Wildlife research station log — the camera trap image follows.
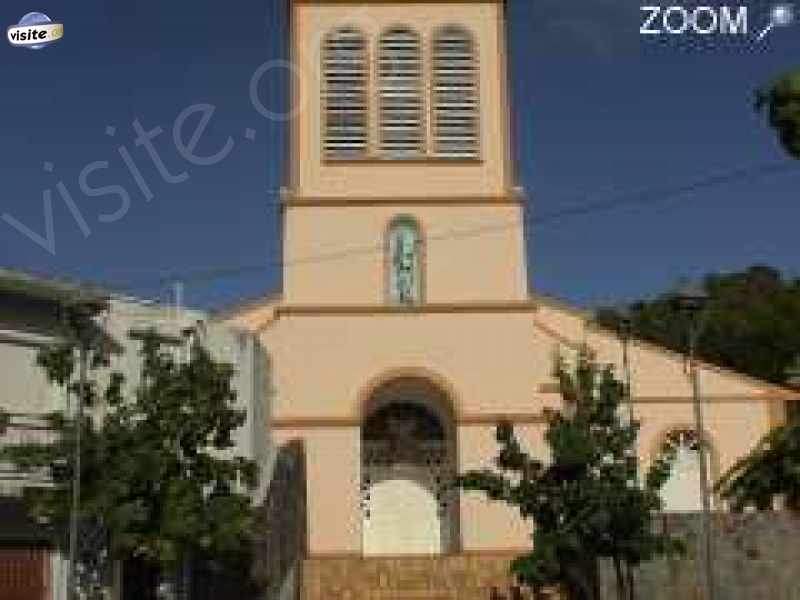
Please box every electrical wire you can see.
[110,159,798,289]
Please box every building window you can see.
[379,27,424,157]
[658,428,711,512]
[323,28,368,159]
[387,217,423,305]
[433,26,479,159]
[787,400,800,422]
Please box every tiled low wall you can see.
[302,554,535,600]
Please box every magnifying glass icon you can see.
[756,3,795,41]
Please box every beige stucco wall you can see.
[283,204,527,305]
[284,0,524,309]
[458,423,542,551]
[261,311,554,420]
[231,304,786,555]
[261,310,551,554]
[273,426,363,554]
[536,299,781,474]
[290,1,511,197]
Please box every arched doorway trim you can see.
[356,366,462,421]
[358,369,462,555]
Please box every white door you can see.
[362,465,443,555]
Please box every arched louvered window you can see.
[323,28,368,159]
[379,28,424,157]
[433,27,479,159]
[387,217,423,305]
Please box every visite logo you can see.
[7,12,63,49]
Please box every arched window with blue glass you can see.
[386,216,424,305]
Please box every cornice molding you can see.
[271,413,547,429]
[283,194,522,208]
[271,395,789,429]
[274,301,539,317]
[632,394,791,404]
[322,157,484,166]
[305,548,526,561]
[0,328,59,349]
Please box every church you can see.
[223,0,794,596]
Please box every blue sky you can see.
[1,0,799,309]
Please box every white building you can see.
[0,269,271,600]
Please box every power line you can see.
[113,159,796,289]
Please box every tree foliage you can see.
[458,351,682,600]
[596,265,800,385]
[755,69,800,159]
[0,408,9,435]
[1,330,258,592]
[715,421,800,512]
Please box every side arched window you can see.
[379,27,424,157]
[659,429,710,512]
[387,217,423,305]
[323,28,368,159]
[433,26,479,159]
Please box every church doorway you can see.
[360,377,460,556]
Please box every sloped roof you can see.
[531,290,798,400]
[0,267,108,309]
[212,289,282,322]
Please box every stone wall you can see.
[599,512,800,600]
[299,513,800,600]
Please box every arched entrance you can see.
[360,376,459,555]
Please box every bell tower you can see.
[284,0,528,307]
[234,0,544,569]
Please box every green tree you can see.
[715,421,800,512]
[755,70,800,159]
[2,330,259,599]
[596,265,800,385]
[0,409,9,435]
[458,351,682,600]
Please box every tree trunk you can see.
[614,557,625,600]
[121,558,160,600]
[564,561,599,600]
[626,563,636,600]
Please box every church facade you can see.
[225,0,792,577]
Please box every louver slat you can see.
[433,28,479,159]
[324,29,368,159]
[379,29,424,157]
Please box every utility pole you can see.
[172,280,184,321]
[618,313,635,426]
[785,357,800,423]
[68,335,88,600]
[63,297,106,600]
[671,283,715,600]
